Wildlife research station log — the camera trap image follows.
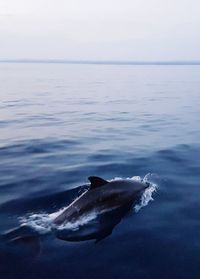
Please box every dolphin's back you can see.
[53,189,104,225]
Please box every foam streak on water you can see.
[134,173,158,212]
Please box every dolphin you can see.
[53,176,149,226]
[2,176,150,246]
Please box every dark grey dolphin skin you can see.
[53,176,149,226]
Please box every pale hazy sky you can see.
[1,0,200,60]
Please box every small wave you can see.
[19,214,54,234]
[19,174,158,234]
[134,173,158,212]
[57,211,98,231]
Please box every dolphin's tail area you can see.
[1,225,41,257]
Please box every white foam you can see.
[134,184,157,212]
[134,173,158,212]
[19,213,53,234]
[19,174,158,234]
[57,211,98,231]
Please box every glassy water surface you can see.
[0,63,200,278]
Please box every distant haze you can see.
[1,0,200,61]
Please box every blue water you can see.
[0,63,200,278]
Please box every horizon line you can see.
[1,59,200,65]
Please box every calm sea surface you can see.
[0,63,200,278]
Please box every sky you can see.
[0,0,200,61]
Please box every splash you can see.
[134,183,157,212]
[19,174,158,234]
[57,211,98,231]
[133,173,158,212]
[19,213,54,234]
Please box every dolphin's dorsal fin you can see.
[88,176,108,189]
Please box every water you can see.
[0,63,200,278]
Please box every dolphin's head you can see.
[114,179,149,191]
[121,179,149,206]
[99,179,149,208]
